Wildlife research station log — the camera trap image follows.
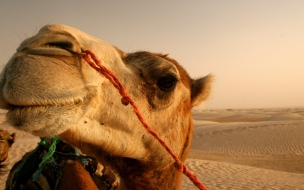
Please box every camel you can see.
[0,24,212,189]
[0,129,15,164]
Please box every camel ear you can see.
[191,74,213,107]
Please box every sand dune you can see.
[192,120,304,156]
[1,108,304,189]
[185,108,304,189]
[193,107,304,122]
[182,159,304,190]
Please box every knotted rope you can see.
[82,50,208,190]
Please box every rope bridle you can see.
[82,50,208,190]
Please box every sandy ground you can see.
[1,108,304,189]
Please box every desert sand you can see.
[1,108,304,189]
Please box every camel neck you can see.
[116,158,182,190]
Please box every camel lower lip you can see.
[2,88,97,135]
[6,103,85,137]
[7,101,82,115]
[0,85,98,110]
[7,105,65,127]
[7,100,82,113]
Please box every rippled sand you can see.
[183,159,304,189]
[182,108,304,189]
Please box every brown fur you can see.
[58,161,98,190]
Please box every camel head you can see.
[0,129,15,162]
[0,24,212,189]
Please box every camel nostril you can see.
[45,42,74,52]
[24,38,82,56]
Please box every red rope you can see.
[82,50,208,190]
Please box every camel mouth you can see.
[1,91,89,110]
[5,100,86,136]
[4,87,96,112]
[6,97,84,122]
[6,98,83,112]
[2,86,98,136]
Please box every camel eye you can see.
[157,76,177,92]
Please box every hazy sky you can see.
[1,1,303,109]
